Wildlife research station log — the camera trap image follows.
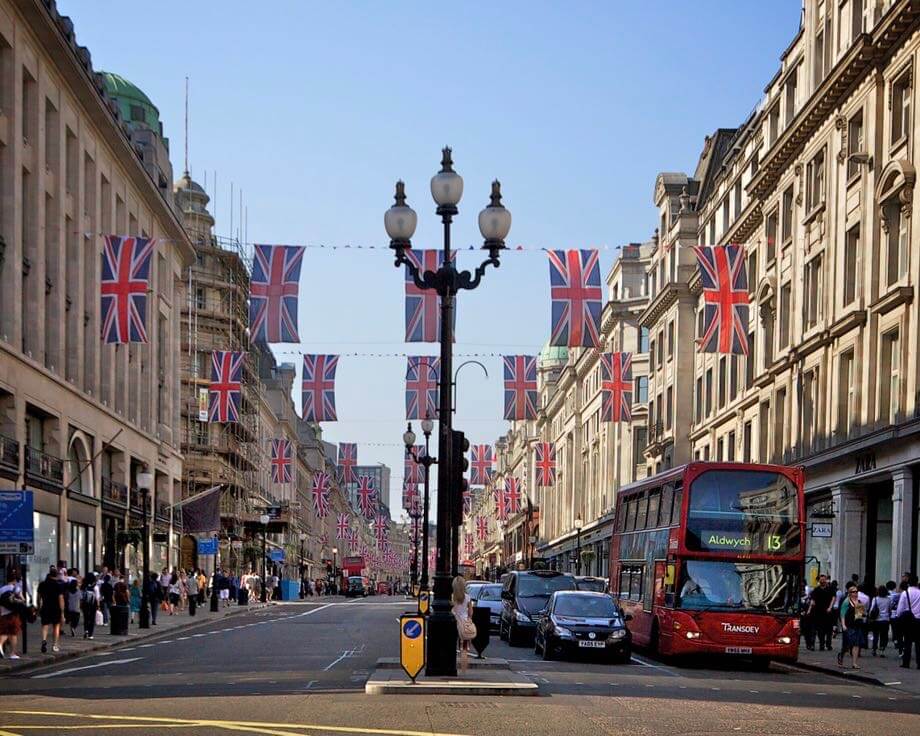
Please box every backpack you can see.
[81,589,96,607]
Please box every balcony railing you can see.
[646,421,665,446]
[24,446,64,487]
[0,433,19,474]
[129,488,147,514]
[101,477,128,507]
[155,500,170,521]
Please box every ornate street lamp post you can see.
[387,148,511,676]
[573,516,584,576]
[404,418,436,591]
[260,514,270,603]
[136,469,153,629]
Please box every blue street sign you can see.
[402,619,422,639]
[0,490,34,555]
[269,549,284,562]
[197,538,218,555]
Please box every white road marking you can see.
[885,681,902,685]
[324,649,356,671]
[32,657,142,679]
[630,654,678,676]
[119,647,135,652]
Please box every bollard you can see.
[210,590,219,612]
[109,604,130,636]
[189,595,197,616]
[471,605,491,658]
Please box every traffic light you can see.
[450,430,469,526]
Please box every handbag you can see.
[458,617,477,641]
[95,609,104,626]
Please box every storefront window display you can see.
[69,521,95,574]
[31,512,59,599]
[805,499,833,587]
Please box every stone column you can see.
[890,467,914,582]
[831,484,866,582]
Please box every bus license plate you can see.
[725,646,752,654]
[578,641,606,649]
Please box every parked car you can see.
[345,576,366,598]
[534,590,632,663]
[499,570,577,646]
[574,576,608,593]
[471,583,503,631]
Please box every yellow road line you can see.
[2,711,468,736]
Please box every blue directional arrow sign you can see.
[0,490,34,555]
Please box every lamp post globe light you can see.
[332,546,339,594]
[260,514,270,603]
[136,469,154,629]
[387,148,510,677]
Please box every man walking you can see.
[896,574,920,668]
[807,574,835,651]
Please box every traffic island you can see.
[374,656,511,670]
[364,667,540,696]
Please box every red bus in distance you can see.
[609,462,805,665]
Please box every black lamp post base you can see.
[138,604,150,629]
[425,573,457,677]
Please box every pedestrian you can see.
[37,567,64,653]
[186,569,199,613]
[896,574,920,669]
[869,584,893,656]
[178,570,189,611]
[80,573,98,640]
[167,572,180,615]
[838,584,867,669]
[807,574,835,651]
[0,570,25,660]
[196,569,207,606]
[145,571,161,625]
[451,575,476,672]
[98,574,114,625]
[890,580,904,653]
[129,578,141,624]
[64,574,81,637]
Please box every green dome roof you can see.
[538,340,568,367]
[100,71,163,136]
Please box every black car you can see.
[534,591,632,663]
[574,576,608,593]
[499,570,576,646]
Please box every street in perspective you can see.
[2,1,920,734]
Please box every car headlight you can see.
[607,629,627,641]
[777,636,791,644]
[554,625,574,638]
[514,610,531,623]
[685,631,701,639]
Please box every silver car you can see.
[471,583,503,631]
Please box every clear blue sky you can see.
[61,1,801,515]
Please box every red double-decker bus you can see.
[609,462,805,665]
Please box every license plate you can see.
[578,640,606,649]
[724,646,752,654]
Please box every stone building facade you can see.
[0,0,192,590]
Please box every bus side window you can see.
[629,565,643,602]
[636,494,649,529]
[671,485,683,525]
[663,562,676,607]
[647,491,660,528]
[661,485,673,525]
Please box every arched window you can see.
[67,433,93,497]
[875,159,915,288]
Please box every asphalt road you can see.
[2,597,919,735]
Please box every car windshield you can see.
[677,560,801,613]
[686,470,800,555]
[576,578,607,593]
[554,595,618,619]
[517,574,575,597]
[476,584,502,601]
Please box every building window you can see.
[765,209,778,262]
[722,197,730,234]
[852,0,869,41]
[759,401,770,463]
[695,376,703,424]
[751,149,760,176]
[667,321,674,359]
[779,283,792,349]
[803,253,823,329]
[649,339,656,369]
[734,180,743,219]
[69,521,95,573]
[743,420,752,463]
[746,330,756,388]
[784,66,798,127]
[805,148,826,212]
[843,224,859,306]
[633,428,647,474]
[774,388,787,462]
[665,387,673,431]
[748,251,758,295]
[727,431,736,462]
[31,512,59,600]
[718,357,727,409]
[846,111,864,179]
[802,368,819,451]
[781,187,794,246]
[837,349,855,438]
[882,200,908,287]
[763,297,775,367]
[769,104,780,145]
[696,309,704,341]
[639,327,650,353]
[814,5,831,86]
[195,287,206,310]
[708,217,716,245]
[891,69,912,147]
[635,376,648,404]
[656,332,663,368]
[729,355,738,401]
[879,329,900,423]
[129,104,145,122]
[717,437,724,462]
[705,368,713,417]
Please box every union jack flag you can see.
[535,442,556,486]
[402,482,420,513]
[405,249,455,343]
[504,477,521,515]
[548,249,602,348]
[208,351,244,423]
[337,443,357,485]
[601,352,633,422]
[311,471,331,518]
[463,534,474,558]
[374,514,389,542]
[302,354,338,422]
[249,244,305,344]
[470,445,493,486]
[496,486,507,521]
[405,446,425,485]
[357,474,377,518]
[693,244,750,355]
[336,513,351,540]
[270,438,293,484]
[503,355,538,420]
[100,235,155,344]
[476,516,489,541]
[406,356,440,420]
[462,483,472,516]
[348,528,359,552]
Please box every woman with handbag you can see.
[869,584,893,656]
[79,573,98,640]
[452,576,476,672]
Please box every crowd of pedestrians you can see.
[802,571,920,670]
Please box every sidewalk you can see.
[0,599,267,676]
[794,643,920,694]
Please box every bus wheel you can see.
[752,657,771,671]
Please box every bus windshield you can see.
[677,560,800,613]
[685,469,800,555]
